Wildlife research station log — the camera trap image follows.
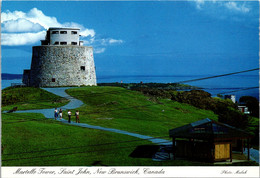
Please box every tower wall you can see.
[29,46,96,87]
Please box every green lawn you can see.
[2,113,215,166]
[1,87,69,111]
[65,86,218,138]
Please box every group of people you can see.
[54,108,80,123]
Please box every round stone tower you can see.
[23,27,96,87]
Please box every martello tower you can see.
[23,27,97,87]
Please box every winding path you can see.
[16,87,171,145]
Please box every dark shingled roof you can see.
[169,118,253,141]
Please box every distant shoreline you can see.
[1,73,23,80]
[1,73,258,81]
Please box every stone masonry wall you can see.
[29,46,96,87]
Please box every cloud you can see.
[86,38,124,46]
[224,2,250,13]
[81,29,95,38]
[1,10,26,22]
[2,18,44,32]
[1,31,46,46]
[83,37,124,54]
[1,8,123,53]
[26,8,61,29]
[1,8,61,29]
[195,0,205,10]
[193,0,251,13]
[94,48,106,54]
[109,39,123,44]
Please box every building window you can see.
[80,66,85,71]
[71,31,78,34]
[60,42,67,45]
[54,41,59,45]
[71,42,77,45]
[60,31,67,34]
[52,78,56,82]
[52,31,59,34]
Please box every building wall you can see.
[29,46,96,87]
[49,29,80,45]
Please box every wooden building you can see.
[169,118,253,162]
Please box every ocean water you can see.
[1,79,23,89]
[1,74,259,100]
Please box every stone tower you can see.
[23,27,97,87]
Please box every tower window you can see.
[60,42,67,45]
[52,78,56,82]
[80,66,85,71]
[60,31,67,34]
[71,31,78,34]
[52,31,59,34]
[71,42,77,45]
[54,41,59,45]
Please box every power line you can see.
[3,67,259,106]
[2,132,169,156]
[3,69,258,135]
[2,140,171,162]
[2,84,258,125]
[175,68,259,84]
[3,139,172,166]
[2,115,171,161]
[217,86,259,95]
[2,68,258,164]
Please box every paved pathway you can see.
[16,87,83,118]
[16,87,171,145]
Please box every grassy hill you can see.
[65,86,218,138]
[2,87,69,111]
[2,86,257,166]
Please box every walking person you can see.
[68,110,72,123]
[54,108,58,120]
[59,108,63,120]
[75,110,80,123]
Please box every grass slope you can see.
[66,86,218,138]
[1,113,213,166]
[2,87,69,111]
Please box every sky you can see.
[1,0,259,77]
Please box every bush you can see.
[170,90,248,129]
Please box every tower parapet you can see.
[41,27,83,46]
